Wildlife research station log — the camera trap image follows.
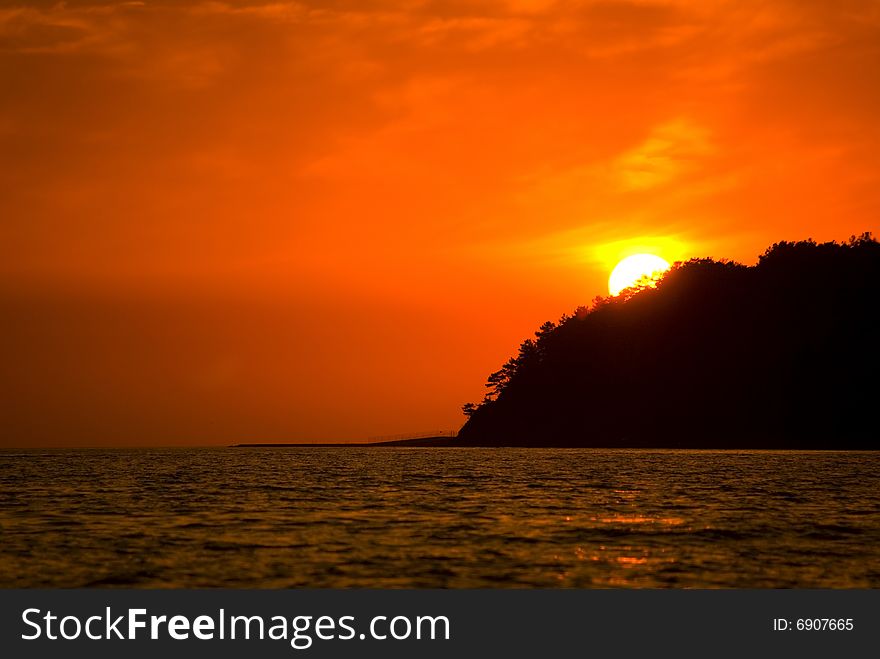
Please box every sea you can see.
[1,448,878,588]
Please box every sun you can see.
[608,253,671,296]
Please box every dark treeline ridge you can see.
[457,234,880,448]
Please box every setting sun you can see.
[608,254,671,296]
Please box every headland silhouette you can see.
[454,234,880,448]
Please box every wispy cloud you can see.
[613,119,713,191]
[0,3,144,55]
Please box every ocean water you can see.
[1,448,879,588]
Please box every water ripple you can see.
[1,448,879,588]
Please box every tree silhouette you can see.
[456,234,880,448]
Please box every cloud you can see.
[2,0,879,274]
[0,3,145,55]
[613,119,712,191]
[192,1,308,21]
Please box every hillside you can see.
[456,234,880,448]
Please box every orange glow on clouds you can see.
[1,1,879,445]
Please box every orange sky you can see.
[2,0,879,446]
